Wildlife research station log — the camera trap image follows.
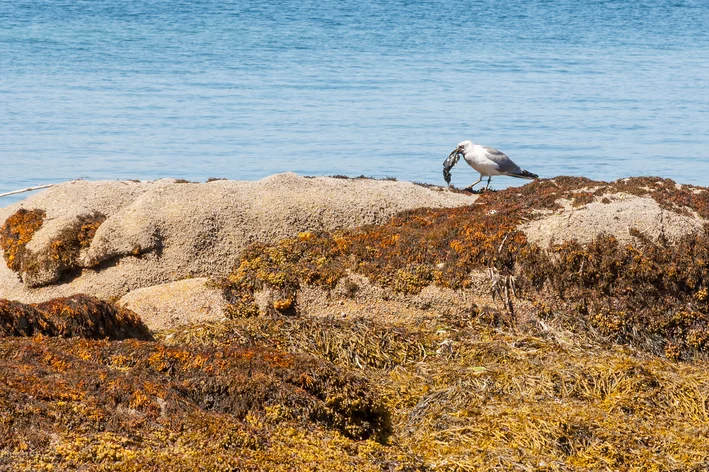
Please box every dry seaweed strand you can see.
[156,308,709,471]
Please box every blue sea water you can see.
[1,0,709,206]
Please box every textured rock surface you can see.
[0,174,475,303]
[118,278,226,331]
[521,192,705,248]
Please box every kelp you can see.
[159,310,709,471]
[0,337,407,471]
[0,295,151,341]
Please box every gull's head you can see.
[457,140,473,151]
[450,140,472,157]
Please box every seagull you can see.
[443,140,538,191]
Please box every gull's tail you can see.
[511,169,538,180]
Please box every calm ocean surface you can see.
[1,0,709,206]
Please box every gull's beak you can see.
[448,147,460,159]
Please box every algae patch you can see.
[0,208,45,273]
[1,210,106,287]
[0,294,151,340]
[0,336,404,471]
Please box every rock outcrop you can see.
[0,173,474,302]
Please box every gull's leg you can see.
[484,176,492,190]
[465,174,483,191]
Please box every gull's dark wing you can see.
[482,146,523,175]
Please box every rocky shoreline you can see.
[2,174,709,470]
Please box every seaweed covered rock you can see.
[5,212,106,287]
[3,175,709,471]
[0,179,172,289]
[521,184,705,247]
[0,337,402,471]
[0,295,151,340]
[0,208,45,273]
[0,174,473,302]
[218,176,709,359]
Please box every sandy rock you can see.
[0,180,174,287]
[293,274,486,324]
[0,173,474,303]
[520,193,705,248]
[82,174,472,273]
[118,278,226,331]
